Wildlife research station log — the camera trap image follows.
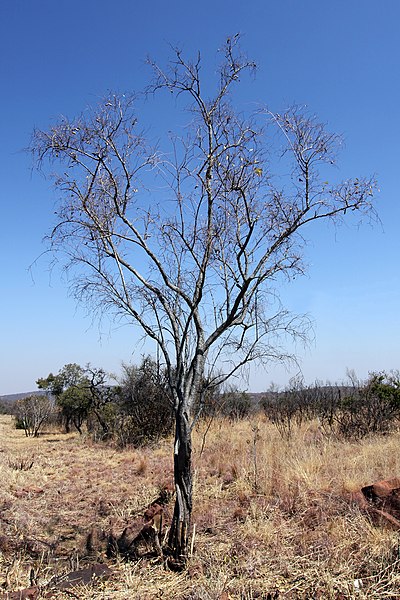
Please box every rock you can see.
[112,521,142,557]
[48,563,113,591]
[0,564,113,599]
[351,477,400,529]
[113,521,162,559]
[86,526,109,555]
[14,487,44,499]
[108,485,174,560]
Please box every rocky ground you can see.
[0,415,400,598]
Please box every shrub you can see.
[334,372,400,439]
[194,384,253,421]
[0,400,11,414]
[219,388,253,420]
[261,378,317,438]
[117,357,174,446]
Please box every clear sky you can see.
[1,0,399,395]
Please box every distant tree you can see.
[0,400,10,415]
[14,394,53,437]
[262,379,302,439]
[262,371,400,440]
[31,38,377,566]
[220,387,253,420]
[38,363,115,435]
[198,384,252,420]
[38,363,91,433]
[84,364,120,439]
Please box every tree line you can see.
[13,363,400,443]
[261,371,400,440]
[13,358,254,442]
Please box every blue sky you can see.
[1,0,399,395]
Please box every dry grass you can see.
[0,414,400,598]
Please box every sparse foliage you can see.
[262,372,400,440]
[31,37,377,564]
[219,388,253,420]
[14,394,53,437]
[261,377,323,438]
[334,372,400,439]
[0,400,10,414]
[117,356,174,447]
[193,383,252,420]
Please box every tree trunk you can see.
[167,403,192,569]
[64,414,71,433]
[93,409,111,439]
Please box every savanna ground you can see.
[1,413,400,599]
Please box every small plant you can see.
[7,455,35,471]
[250,423,261,492]
[135,455,148,476]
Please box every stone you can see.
[351,478,400,529]
[48,563,112,591]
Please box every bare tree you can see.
[14,395,53,437]
[30,38,377,566]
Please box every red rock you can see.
[351,478,400,529]
[48,563,112,590]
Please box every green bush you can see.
[334,372,400,439]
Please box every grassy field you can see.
[0,414,400,598]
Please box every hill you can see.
[0,391,46,409]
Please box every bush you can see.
[0,400,11,414]
[194,384,253,421]
[261,378,319,438]
[261,388,299,439]
[117,357,174,446]
[333,372,400,439]
[219,389,253,420]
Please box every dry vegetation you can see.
[1,414,400,599]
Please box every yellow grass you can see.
[0,414,400,598]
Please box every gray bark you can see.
[167,401,193,566]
